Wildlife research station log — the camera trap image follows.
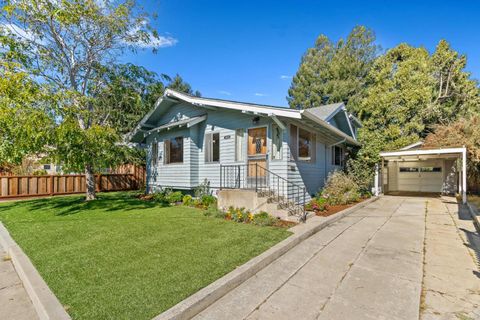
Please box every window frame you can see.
[164,136,184,165]
[331,145,345,167]
[297,128,312,162]
[205,132,221,163]
[151,141,158,167]
[271,123,283,161]
[234,128,245,162]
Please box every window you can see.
[43,164,51,170]
[331,146,344,166]
[399,167,418,172]
[164,137,183,164]
[298,128,311,160]
[151,142,158,167]
[420,167,442,172]
[272,124,283,160]
[205,132,220,163]
[235,129,244,161]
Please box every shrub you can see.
[305,197,327,212]
[182,195,193,206]
[321,171,361,205]
[200,194,217,207]
[203,204,225,218]
[231,207,246,222]
[252,211,277,227]
[165,191,183,204]
[152,191,169,205]
[194,179,211,198]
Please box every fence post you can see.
[50,175,54,196]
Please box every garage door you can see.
[397,165,443,192]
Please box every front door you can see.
[247,127,267,178]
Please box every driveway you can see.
[195,196,480,320]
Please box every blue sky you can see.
[124,0,480,107]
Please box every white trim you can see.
[380,147,466,158]
[165,89,302,119]
[343,109,356,139]
[302,111,359,146]
[323,103,346,122]
[399,141,424,150]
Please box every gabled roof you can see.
[305,102,345,121]
[129,89,360,145]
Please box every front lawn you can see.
[0,192,290,320]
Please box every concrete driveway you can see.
[195,196,480,320]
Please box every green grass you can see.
[0,192,291,320]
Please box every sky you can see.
[123,0,480,107]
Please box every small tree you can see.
[1,0,163,200]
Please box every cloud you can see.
[127,34,178,48]
[218,90,232,96]
[254,93,268,97]
[280,75,291,80]
[1,23,37,42]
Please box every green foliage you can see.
[321,171,360,205]
[305,197,327,212]
[182,194,193,206]
[288,26,379,111]
[165,191,183,204]
[194,179,211,198]
[200,195,217,207]
[167,74,201,97]
[32,169,48,176]
[251,211,277,227]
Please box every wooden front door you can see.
[247,127,267,177]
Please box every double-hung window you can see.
[164,137,183,164]
[331,146,344,166]
[205,132,220,163]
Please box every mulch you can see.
[314,197,369,217]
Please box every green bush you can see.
[200,195,217,207]
[321,171,361,205]
[165,191,183,204]
[203,204,224,218]
[194,179,211,198]
[152,191,169,205]
[251,211,277,227]
[231,207,246,222]
[305,197,327,211]
[182,195,193,206]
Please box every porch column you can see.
[462,148,467,204]
[374,163,379,196]
[381,157,385,194]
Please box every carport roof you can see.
[380,147,466,159]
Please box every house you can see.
[130,89,360,220]
[377,141,467,203]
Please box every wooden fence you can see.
[0,173,143,199]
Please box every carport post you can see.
[462,147,467,204]
[374,163,379,196]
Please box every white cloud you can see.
[1,23,37,42]
[218,90,232,96]
[127,34,178,49]
[280,75,291,80]
[254,93,268,97]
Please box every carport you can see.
[375,146,467,203]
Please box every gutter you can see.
[302,111,360,146]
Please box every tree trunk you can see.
[85,164,96,201]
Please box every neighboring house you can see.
[130,89,360,219]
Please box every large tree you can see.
[288,26,379,111]
[1,0,163,200]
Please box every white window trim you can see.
[205,131,220,164]
[297,127,312,162]
[235,128,246,163]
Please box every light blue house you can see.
[130,89,360,220]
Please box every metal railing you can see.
[220,163,307,222]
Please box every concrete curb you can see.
[466,202,480,231]
[0,222,71,320]
[153,196,379,320]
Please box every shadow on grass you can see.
[0,192,168,216]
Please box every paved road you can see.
[196,196,480,320]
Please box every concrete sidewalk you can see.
[195,196,426,320]
[0,244,38,320]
